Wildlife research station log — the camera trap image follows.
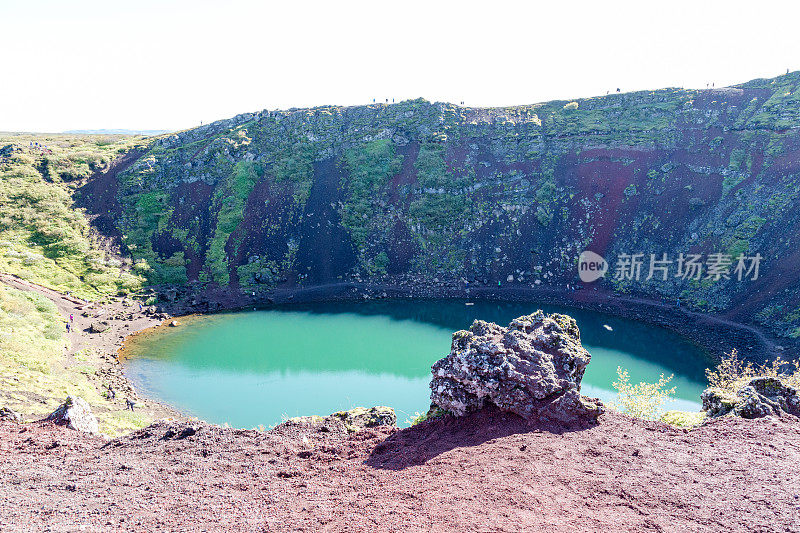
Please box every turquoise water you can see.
[124,299,708,428]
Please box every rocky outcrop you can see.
[330,406,396,432]
[702,377,800,419]
[285,406,397,434]
[430,311,603,423]
[44,396,100,435]
[0,407,22,423]
[89,322,108,333]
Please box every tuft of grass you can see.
[405,406,447,426]
[659,410,706,428]
[611,367,676,421]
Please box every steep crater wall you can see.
[76,73,800,342]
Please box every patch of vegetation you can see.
[723,215,765,258]
[340,139,402,248]
[0,134,145,299]
[407,142,475,271]
[203,161,261,283]
[659,410,706,428]
[406,406,447,426]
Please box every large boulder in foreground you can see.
[702,377,800,419]
[44,396,100,435]
[430,311,603,423]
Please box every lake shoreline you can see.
[146,280,790,367]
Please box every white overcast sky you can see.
[2,0,799,132]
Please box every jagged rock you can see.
[45,396,99,435]
[329,406,397,432]
[430,311,603,423]
[702,377,800,419]
[169,320,180,327]
[0,407,22,423]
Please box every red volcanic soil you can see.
[1,408,799,532]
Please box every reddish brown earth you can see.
[2,408,799,532]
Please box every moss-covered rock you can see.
[702,377,800,419]
[330,406,397,432]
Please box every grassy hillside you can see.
[0,133,146,300]
[0,284,147,435]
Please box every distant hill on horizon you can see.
[63,128,172,136]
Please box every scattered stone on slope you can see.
[44,396,100,435]
[430,311,603,423]
[0,406,22,423]
[702,376,800,419]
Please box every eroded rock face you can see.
[45,396,100,435]
[702,377,800,419]
[430,311,603,423]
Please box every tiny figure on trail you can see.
[107,386,115,400]
[65,322,70,333]
[69,314,73,323]
[125,398,136,411]
[138,302,143,312]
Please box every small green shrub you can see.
[611,367,676,420]
[406,406,446,426]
